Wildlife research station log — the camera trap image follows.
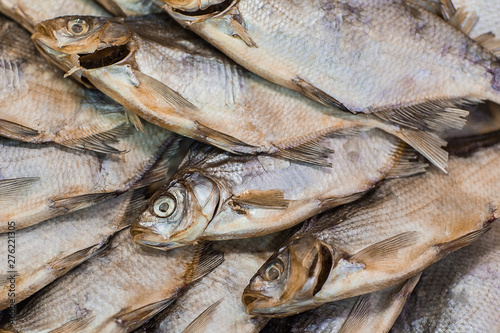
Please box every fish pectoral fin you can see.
[397,129,448,173]
[116,189,148,230]
[231,190,290,209]
[436,226,492,258]
[182,298,223,333]
[292,77,350,111]
[319,191,367,209]
[350,231,420,269]
[339,272,421,333]
[229,14,257,47]
[195,122,255,151]
[50,240,110,273]
[386,143,428,179]
[61,123,133,154]
[275,138,333,167]
[50,315,96,333]
[114,297,177,331]
[124,108,144,132]
[0,119,39,139]
[0,177,40,204]
[51,192,116,213]
[184,243,224,284]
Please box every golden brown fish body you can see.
[0,0,109,32]
[139,233,288,333]
[131,129,426,250]
[30,15,457,171]
[0,122,183,232]
[393,221,500,332]
[0,16,132,153]
[95,0,163,16]
[263,274,420,333]
[1,228,223,333]
[243,133,500,317]
[160,0,500,114]
[0,190,145,310]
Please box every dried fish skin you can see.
[95,0,163,16]
[140,233,289,333]
[131,129,426,250]
[0,122,179,232]
[1,229,223,333]
[392,222,500,332]
[0,15,132,154]
[160,0,500,114]
[243,132,500,317]
[0,190,144,310]
[0,0,109,33]
[31,14,457,171]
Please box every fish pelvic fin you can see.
[195,122,256,152]
[435,226,492,259]
[397,129,448,173]
[61,123,133,154]
[319,191,367,209]
[114,297,177,331]
[274,137,334,167]
[0,119,39,139]
[51,192,117,214]
[182,298,223,333]
[50,240,110,273]
[231,189,290,209]
[50,315,96,333]
[229,14,257,47]
[184,243,224,284]
[0,177,40,203]
[292,77,350,111]
[350,231,420,270]
[386,143,428,179]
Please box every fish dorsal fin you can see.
[275,137,334,167]
[0,177,40,203]
[436,226,491,258]
[50,240,110,272]
[474,33,500,57]
[115,297,177,331]
[232,190,290,209]
[51,192,116,213]
[350,231,420,268]
[50,315,96,333]
[184,244,224,284]
[448,7,478,35]
[398,128,448,173]
[0,119,39,139]
[440,0,456,21]
[182,298,223,333]
[339,272,421,333]
[386,143,428,179]
[61,123,132,154]
[292,77,350,111]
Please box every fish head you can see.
[158,0,235,24]
[242,236,336,317]
[31,16,133,86]
[131,172,220,250]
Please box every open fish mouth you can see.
[241,291,270,310]
[171,0,235,17]
[79,44,131,69]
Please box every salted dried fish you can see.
[131,129,426,250]
[243,131,500,316]
[95,0,163,16]
[0,189,145,310]
[0,122,186,232]
[31,14,458,171]
[0,228,223,332]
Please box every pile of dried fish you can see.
[0,0,499,332]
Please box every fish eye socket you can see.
[67,19,90,35]
[264,260,283,281]
[153,195,177,218]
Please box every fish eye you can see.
[153,195,177,218]
[67,18,90,36]
[264,260,284,281]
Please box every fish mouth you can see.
[168,0,237,20]
[78,43,131,69]
[312,243,334,295]
[241,291,272,313]
[130,227,184,251]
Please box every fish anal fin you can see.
[350,231,420,269]
[184,244,224,284]
[115,297,177,331]
[436,226,491,258]
[386,143,428,179]
[0,119,39,139]
[51,192,116,213]
[319,191,366,209]
[61,123,133,154]
[229,14,257,47]
[0,177,40,203]
[292,77,349,111]
[232,189,290,209]
[182,298,223,333]
[50,240,110,272]
[50,315,96,333]
[275,137,333,167]
[398,128,448,173]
